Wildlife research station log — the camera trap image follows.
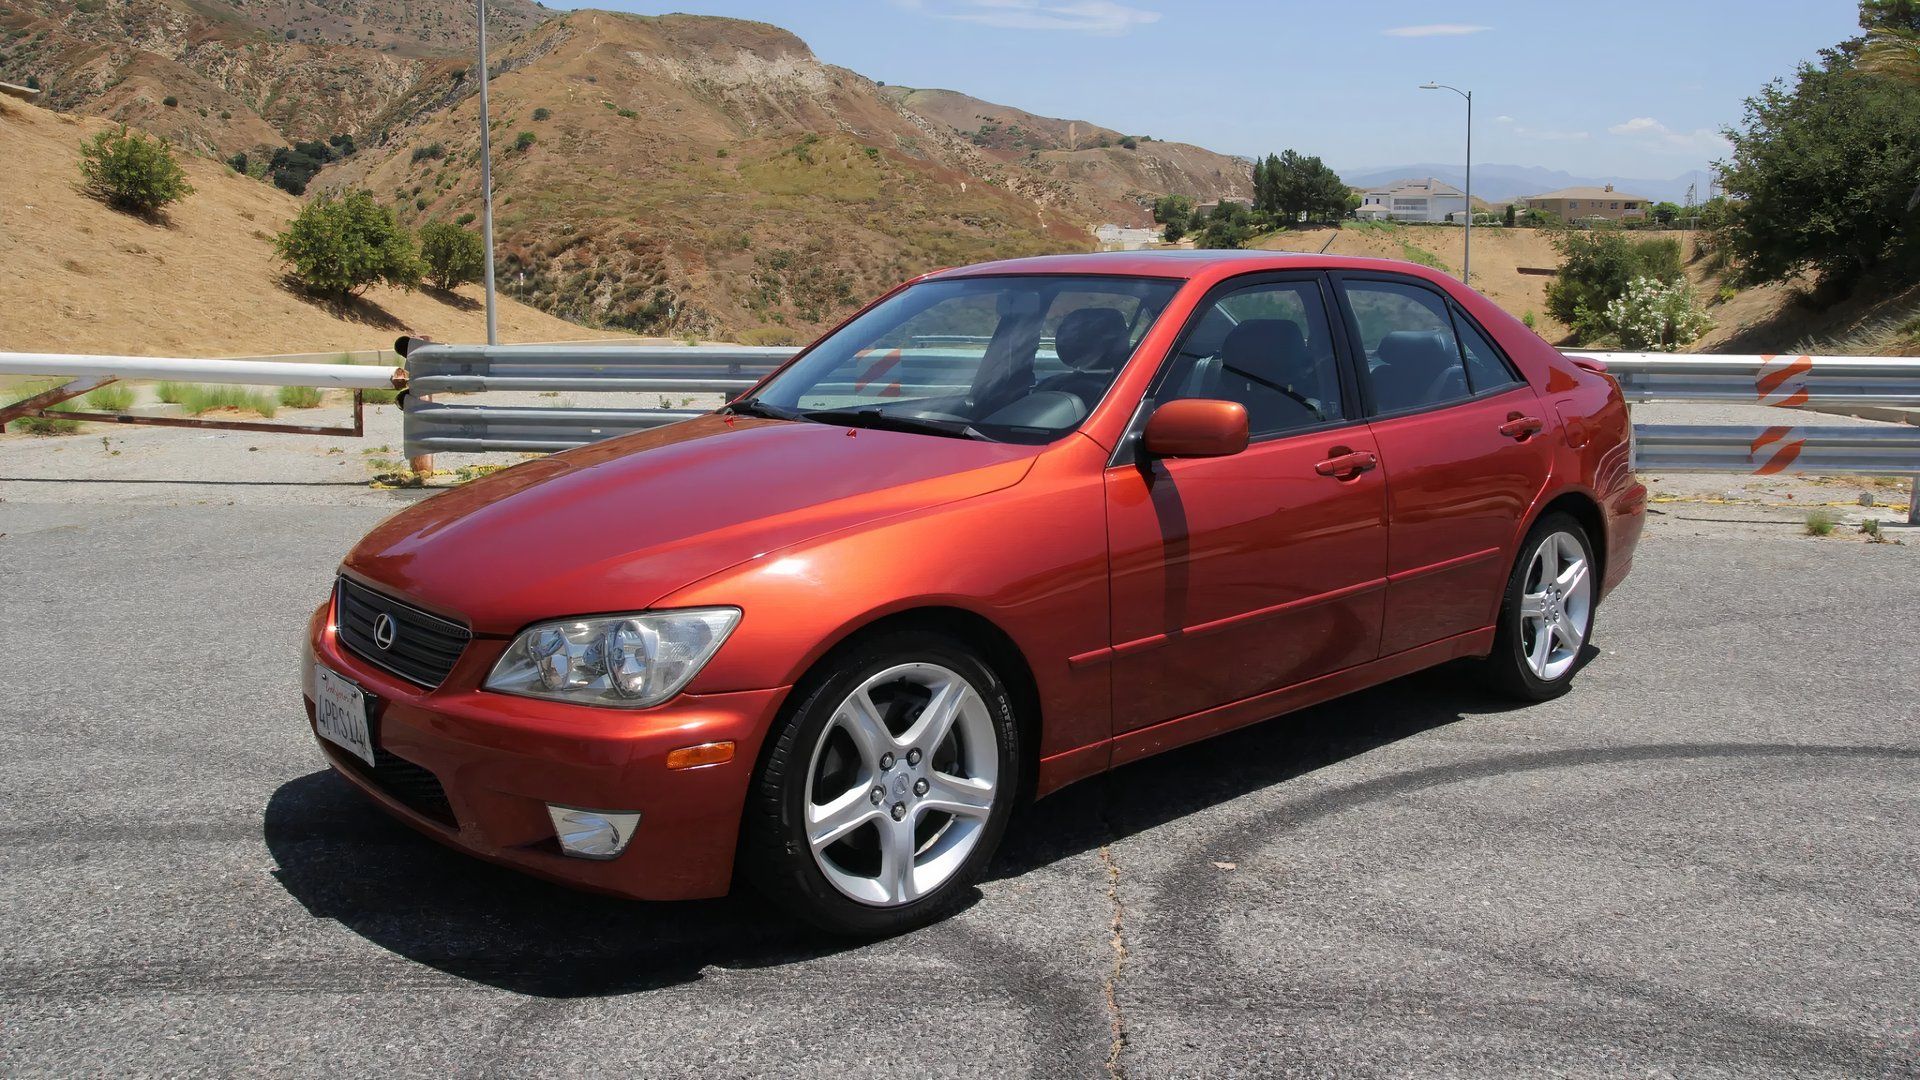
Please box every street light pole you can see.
[1420,82,1471,286]
[476,0,498,345]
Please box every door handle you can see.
[1315,449,1378,479]
[1499,414,1544,440]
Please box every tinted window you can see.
[1163,280,1343,437]
[1452,309,1522,393]
[1339,280,1469,413]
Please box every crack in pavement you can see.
[1099,840,1129,1080]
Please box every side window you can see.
[1451,308,1522,393]
[1339,279,1470,414]
[1164,280,1344,438]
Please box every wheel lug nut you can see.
[906,748,922,766]
[913,778,929,796]
[879,752,895,770]
[870,786,884,805]
[891,802,907,821]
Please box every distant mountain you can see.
[1340,163,1713,205]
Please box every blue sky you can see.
[559,1,1863,180]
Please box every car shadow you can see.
[264,659,1545,998]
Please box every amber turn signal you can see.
[665,741,736,770]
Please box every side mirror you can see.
[1142,399,1249,459]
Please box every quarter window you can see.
[1338,279,1471,413]
[1162,280,1344,437]
[1451,308,1522,393]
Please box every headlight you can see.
[486,608,740,708]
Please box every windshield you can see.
[745,275,1182,443]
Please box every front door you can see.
[1105,274,1389,736]
[1331,274,1556,654]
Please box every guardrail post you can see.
[1911,477,1919,527]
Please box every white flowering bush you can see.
[1602,276,1714,351]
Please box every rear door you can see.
[1104,273,1389,734]
[1331,274,1554,655]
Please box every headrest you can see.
[1221,319,1309,371]
[1054,307,1129,371]
[1377,331,1455,374]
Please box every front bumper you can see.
[301,601,790,901]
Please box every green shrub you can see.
[361,388,399,405]
[175,385,276,417]
[410,142,446,164]
[616,108,636,120]
[4,383,81,434]
[1521,310,1538,331]
[532,107,551,121]
[1805,509,1836,537]
[155,381,189,404]
[418,220,485,289]
[455,212,476,226]
[1601,276,1713,351]
[274,190,421,299]
[278,385,324,409]
[77,126,194,215]
[514,130,536,151]
[162,95,177,107]
[1546,232,1683,342]
[85,384,136,411]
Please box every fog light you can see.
[545,805,641,860]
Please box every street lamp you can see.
[476,0,498,345]
[1420,81,1471,286]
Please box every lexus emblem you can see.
[372,612,398,651]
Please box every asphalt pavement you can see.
[1,486,1917,1078]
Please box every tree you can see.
[1196,200,1254,249]
[77,126,194,215]
[1152,194,1194,243]
[274,190,421,300]
[1546,232,1683,341]
[1504,203,1518,227]
[418,221,485,290]
[1717,49,1920,285]
[1649,201,1682,226]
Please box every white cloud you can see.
[1607,116,1731,155]
[1495,116,1589,141]
[1495,115,1515,124]
[902,0,1161,34]
[1383,23,1491,37]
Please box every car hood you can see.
[343,416,1039,634]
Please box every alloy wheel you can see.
[1518,530,1593,681]
[801,662,999,907]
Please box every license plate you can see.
[314,664,375,767]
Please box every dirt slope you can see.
[323,11,1093,343]
[882,85,1249,224]
[0,0,550,154]
[0,96,610,356]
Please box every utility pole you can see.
[476,0,498,345]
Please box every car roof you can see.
[930,249,1449,281]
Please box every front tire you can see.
[745,631,1020,936]
[1481,513,1597,701]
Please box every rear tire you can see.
[1480,513,1597,701]
[744,630,1020,936]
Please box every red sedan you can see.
[303,251,1645,934]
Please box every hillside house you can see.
[1524,185,1649,223]
[1356,177,1469,223]
[1094,223,1160,250]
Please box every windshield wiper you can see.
[722,397,810,421]
[802,407,988,441]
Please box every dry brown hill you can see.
[882,85,1249,225]
[0,95,608,356]
[323,11,1095,343]
[0,0,549,154]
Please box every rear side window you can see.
[1338,279,1469,413]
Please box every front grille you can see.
[329,742,458,828]
[336,577,471,689]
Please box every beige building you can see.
[1523,184,1650,222]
